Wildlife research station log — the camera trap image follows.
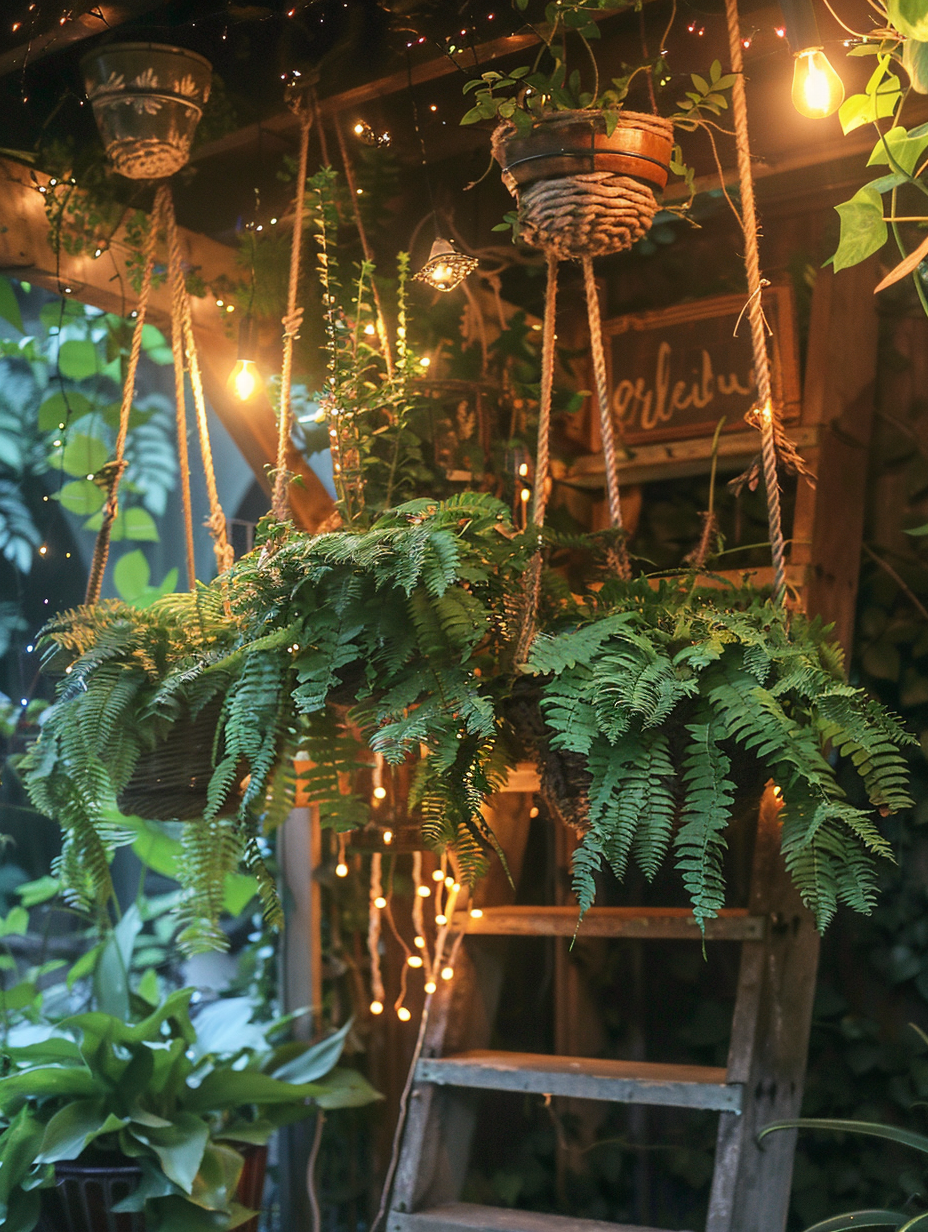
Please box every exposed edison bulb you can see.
[397,1005,412,1021]
[374,895,387,910]
[335,861,349,878]
[228,359,261,402]
[424,980,437,994]
[370,1000,384,1015]
[791,49,844,119]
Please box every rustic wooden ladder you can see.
[387,780,820,1232]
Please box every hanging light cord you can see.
[724,0,787,605]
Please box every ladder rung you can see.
[389,1204,676,1232]
[415,1050,742,1112]
[455,906,765,941]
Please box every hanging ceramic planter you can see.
[80,42,212,179]
[492,109,674,260]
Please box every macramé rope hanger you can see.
[85,185,232,605]
[517,0,799,654]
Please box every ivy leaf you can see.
[57,339,99,381]
[113,548,151,601]
[867,124,928,174]
[889,0,928,41]
[839,60,901,134]
[56,478,105,516]
[60,433,109,478]
[0,277,23,333]
[832,185,887,272]
[903,38,928,92]
[37,391,93,432]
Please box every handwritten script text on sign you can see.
[604,291,798,445]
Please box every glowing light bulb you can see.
[407,954,423,968]
[518,462,529,477]
[419,355,431,367]
[228,359,261,402]
[424,980,437,994]
[374,895,387,909]
[417,885,431,898]
[435,914,447,926]
[373,785,387,800]
[397,1006,412,1021]
[382,829,393,845]
[335,861,349,878]
[529,806,540,819]
[520,488,531,503]
[432,869,444,882]
[364,323,376,336]
[414,935,426,948]
[791,49,844,119]
[444,876,454,889]
[441,966,454,981]
[353,122,365,135]
[370,1000,384,1014]
[470,908,483,919]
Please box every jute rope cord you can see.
[85,187,164,605]
[166,189,197,592]
[163,193,234,575]
[723,0,787,605]
[273,89,313,524]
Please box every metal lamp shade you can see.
[80,43,212,180]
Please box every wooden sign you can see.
[604,287,801,445]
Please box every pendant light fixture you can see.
[227,313,263,403]
[413,238,479,293]
[779,0,845,117]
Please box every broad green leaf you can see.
[268,1019,350,1084]
[0,1106,46,1208]
[904,37,928,91]
[189,1142,244,1212]
[832,185,887,272]
[0,981,38,1012]
[312,1066,383,1109]
[889,0,928,41]
[800,1213,906,1232]
[93,905,143,1020]
[16,876,58,908]
[57,339,99,381]
[867,124,928,174]
[59,433,109,479]
[190,997,267,1060]
[113,549,151,602]
[36,1098,127,1163]
[130,1112,209,1194]
[57,478,105,517]
[67,942,104,989]
[37,390,93,432]
[840,60,901,134]
[0,1067,101,1114]
[759,1116,928,1154]
[0,906,28,937]
[0,277,23,333]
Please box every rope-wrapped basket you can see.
[492,110,674,260]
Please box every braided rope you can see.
[514,253,559,667]
[519,174,661,260]
[273,103,313,524]
[583,256,630,579]
[164,193,233,575]
[85,188,164,605]
[166,193,197,593]
[724,0,787,605]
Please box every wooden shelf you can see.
[454,905,765,941]
[390,1205,670,1232]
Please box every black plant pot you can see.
[37,1145,267,1232]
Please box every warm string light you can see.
[368,852,386,1016]
[335,832,349,878]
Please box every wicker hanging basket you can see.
[80,43,212,180]
[492,109,674,260]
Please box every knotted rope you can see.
[273,89,313,524]
[724,0,787,605]
[84,188,163,605]
[163,192,233,576]
[165,190,197,592]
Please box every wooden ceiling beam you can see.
[0,156,334,532]
[0,2,165,80]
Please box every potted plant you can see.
[460,0,735,255]
[0,921,379,1232]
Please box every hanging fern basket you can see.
[116,697,235,822]
[492,110,674,259]
[80,43,212,180]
